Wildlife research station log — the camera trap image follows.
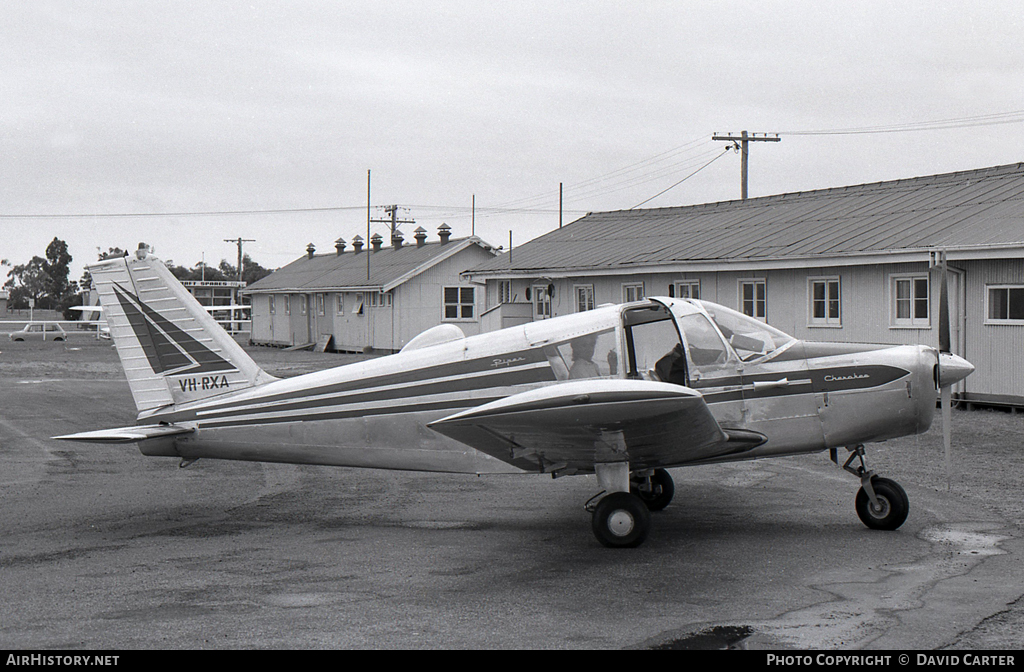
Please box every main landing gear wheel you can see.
[631,468,675,511]
[855,476,909,531]
[591,492,651,548]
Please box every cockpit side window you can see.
[548,328,619,381]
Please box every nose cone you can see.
[938,352,975,387]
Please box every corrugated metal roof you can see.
[470,163,1024,276]
[245,237,494,293]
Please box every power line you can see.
[0,205,367,219]
[778,110,1024,136]
[631,147,732,208]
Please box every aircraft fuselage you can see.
[134,299,940,476]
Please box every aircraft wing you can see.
[427,379,764,474]
[53,423,195,444]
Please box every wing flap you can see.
[52,423,195,444]
[428,379,745,472]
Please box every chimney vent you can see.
[393,230,404,249]
[306,243,316,259]
[335,238,347,256]
[414,226,428,248]
[352,235,364,253]
[438,223,452,245]
[370,233,383,252]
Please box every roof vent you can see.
[306,243,316,259]
[438,223,452,245]
[414,226,428,248]
[335,238,347,256]
[352,235,364,253]
[393,230,404,249]
[370,233,383,252]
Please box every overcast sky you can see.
[2,1,1023,282]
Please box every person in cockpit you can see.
[568,334,601,379]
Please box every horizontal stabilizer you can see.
[53,423,195,444]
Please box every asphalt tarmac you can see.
[1,339,1023,650]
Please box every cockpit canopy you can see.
[693,300,796,362]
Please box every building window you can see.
[284,295,291,315]
[354,293,364,315]
[987,285,1024,323]
[444,287,476,320]
[673,280,700,300]
[622,282,645,303]
[575,285,595,312]
[316,293,325,316]
[368,291,391,308]
[300,295,308,316]
[739,280,766,320]
[268,295,276,315]
[532,284,551,319]
[892,274,929,327]
[498,280,513,304]
[336,294,344,315]
[809,277,841,325]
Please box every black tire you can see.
[631,468,675,512]
[855,476,909,530]
[591,492,651,548]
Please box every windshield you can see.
[694,300,796,361]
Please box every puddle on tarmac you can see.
[650,625,755,650]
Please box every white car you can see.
[9,322,67,341]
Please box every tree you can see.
[3,238,79,315]
[43,238,73,301]
[4,257,50,309]
[218,254,273,285]
[167,254,273,285]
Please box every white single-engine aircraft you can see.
[56,247,975,547]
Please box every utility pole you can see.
[224,237,255,282]
[712,131,780,200]
[370,205,416,244]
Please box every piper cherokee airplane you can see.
[55,247,975,547]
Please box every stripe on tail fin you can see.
[89,250,277,413]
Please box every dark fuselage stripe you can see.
[189,364,554,422]
[691,364,909,394]
[196,347,553,414]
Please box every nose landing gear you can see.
[836,445,910,530]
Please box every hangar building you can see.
[244,226,498,352]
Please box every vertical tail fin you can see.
[89,248,277,413]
